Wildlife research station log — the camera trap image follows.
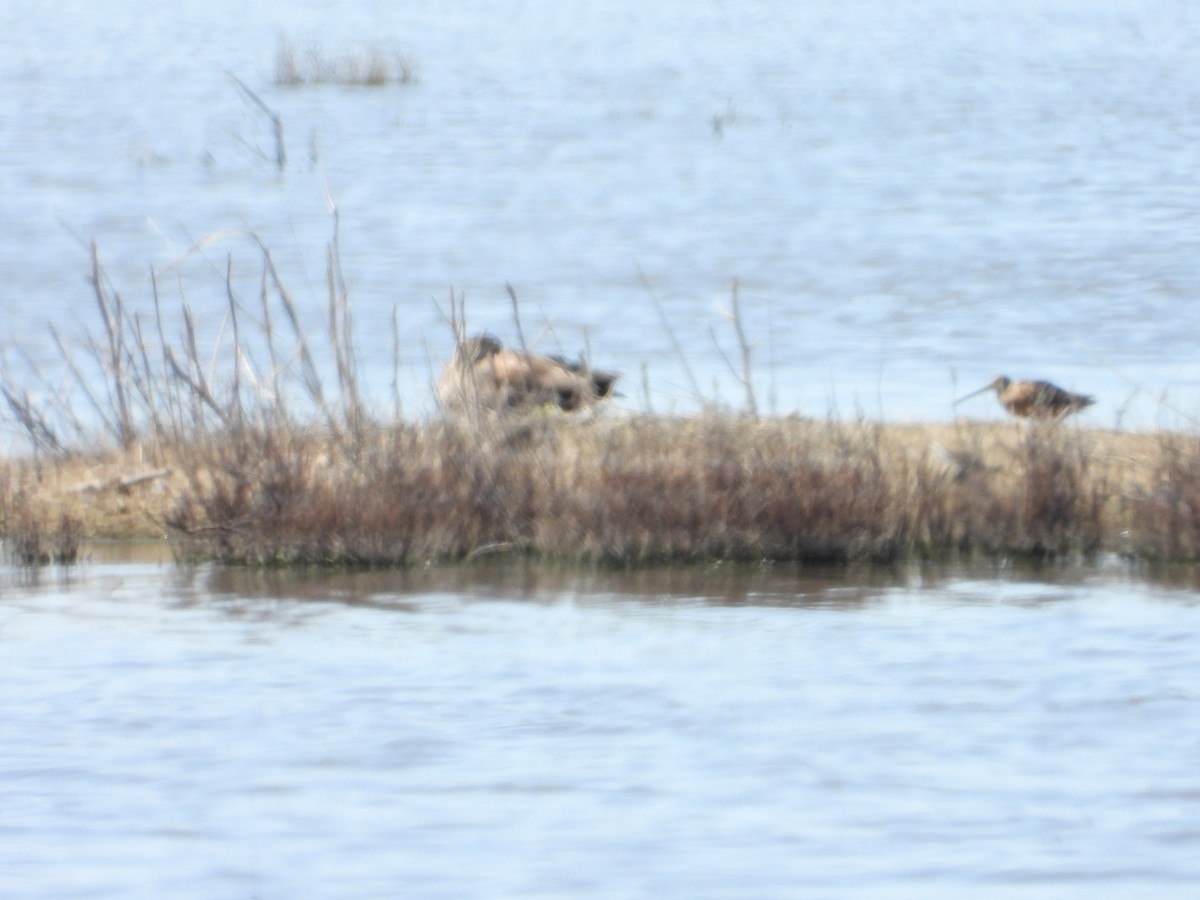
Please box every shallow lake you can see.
[3,550,1200,898]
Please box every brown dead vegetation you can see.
[3,224,1198,568]
[274,39,415,88]
[4,415,1196,568]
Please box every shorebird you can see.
[436,334,620,413]
[955,375,1095,421]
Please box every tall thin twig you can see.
[90,241,136,447]
[225,255,244,428]
[391,303,402,421]
[637,265,702,402]
[227,72,286,172]
[728,278,757,417]
[505,282,527,352]
[325,206,361,434]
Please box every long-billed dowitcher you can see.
[955,375,1095,421]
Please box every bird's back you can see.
[437,338,619,412]
[1003,380,1094,419]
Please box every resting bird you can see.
[436,334,620,413]
[955,375,1095,421]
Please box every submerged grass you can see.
[274,39,416,88]
[3,222,1199,568]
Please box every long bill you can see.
[953,384,994,406]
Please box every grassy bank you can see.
[3,227,1198,567]
[3,414,1198,567]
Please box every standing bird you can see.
[955,375,1095,421]
[437,334,620,413]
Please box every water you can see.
[5,3,1200,895]
[3,0,1200,428]
[3,554,1200,898]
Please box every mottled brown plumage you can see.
[956,375,1095,421]
[437,334,620,413]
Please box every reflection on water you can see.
[187,558,910,611]
[170,553,1200,613]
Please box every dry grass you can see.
[5,413,1193,568]
[0,393,1195,571]
[3,221,1199,568]
[0,447,184,553]
[160,417,1198,566]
